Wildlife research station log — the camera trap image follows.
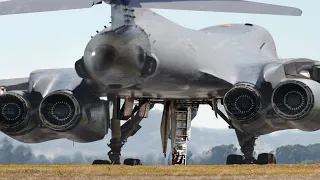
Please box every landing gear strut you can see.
[236,130,256,164]
[107,97,123,164]
[92,96,152,165]
[108,139,123,164]
[209,98,277,165]
[226,130,257,164]
[226,129,277,165]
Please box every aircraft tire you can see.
[226,154,244,165]
[124,158,142,166]
[257,153,277,164]
[92,159,111,165]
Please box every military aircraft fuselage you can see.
[83,9,278,100]
[79,9,320,136]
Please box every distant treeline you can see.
[1,137,320,165]
[186,144,320,164]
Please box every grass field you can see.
[1,164,320,180]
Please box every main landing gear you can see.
[92,98,195,166]
[226,130,276,165]
[92,97,153,166]
[209,98,277,165]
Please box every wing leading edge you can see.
[0,0,102,16]
[0,0,302,16]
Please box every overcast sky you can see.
[0,0,318,129]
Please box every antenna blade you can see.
[0,0,102,16]
[135,0,302,16]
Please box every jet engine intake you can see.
[272,80,314,120]
[223,83,262,122]
[0,92,32,133]
[39,90,81,132]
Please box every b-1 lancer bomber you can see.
[0,0,315,165]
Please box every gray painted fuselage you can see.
[86,9,278,99]
[82,9,320,136]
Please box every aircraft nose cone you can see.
[90,45,118,71]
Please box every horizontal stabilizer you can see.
[0,77,29,91]
[0,0,102,16]
[134,0,302,16]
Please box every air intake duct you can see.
[272,80,314,120]
[223,83,262,122]
[0,92,32,133]
[39,90,81,132]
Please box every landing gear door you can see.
[187,107,192,140]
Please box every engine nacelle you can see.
[223,83,263,123]
[39,90,81,132]
[0,91,35,135]
[271,79,320,131]
[39,90,109,142]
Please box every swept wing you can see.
[137,0,302,16]
[0,0,102,15]
[0,0,302,16]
